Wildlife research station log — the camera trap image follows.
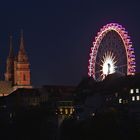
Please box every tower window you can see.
[23,74,26,81]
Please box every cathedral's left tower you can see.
[5,35,14,84]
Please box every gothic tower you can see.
[5,35,14,83]
[14,31,31,88]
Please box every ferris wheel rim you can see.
[88,23,136,80]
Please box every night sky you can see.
[0,0,140,87]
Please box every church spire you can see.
[17,30,28,62]
[8,35,14,58]
[19,29,26,53]
[5,34,14,82]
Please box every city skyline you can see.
[0,0,140,86]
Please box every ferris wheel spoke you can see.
[95,70,102,74]
[115,69,125,75]
[97,55,104,62]
[95,61,102,67]
[116,64,127,68]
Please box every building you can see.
[0,85,75,127]
[0,31,32,96]
[74,73,140,123]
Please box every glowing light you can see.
[136,96,140,101]
[65,109,68,114]
[100,51,117,79]
[119,99,122,104]
[136,88,139,93]
[132,96,135,101]
[130,89,134,94]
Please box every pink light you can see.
[88,23,136,80]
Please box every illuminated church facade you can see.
[0,32,32,96]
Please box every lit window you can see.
[136,96,140,101]
[91,113,95,117]
[115,92,118,97]
[65,109,68,114]
[123,100,128,104]
[60,108,63,114]
[136,89,139,93]
[10,113,12,118]
[130,89,134,94]
[119,99,122,104]
[70,108,73,114]
[77,116,79,120]
[132,96,135,101]
[125,100,128,103]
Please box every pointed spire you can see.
[19,29,25,53]
[8,35,14,58]
[18,29,28,62]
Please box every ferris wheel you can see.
[88,23,136,81]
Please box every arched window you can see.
[23,74,26,81]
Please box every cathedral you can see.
[0,31,32,96]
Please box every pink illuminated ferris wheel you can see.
[88,23,136,81]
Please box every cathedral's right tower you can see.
[14,31,32,88]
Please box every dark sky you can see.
[0,0,140,87]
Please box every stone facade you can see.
[1,31,32,96]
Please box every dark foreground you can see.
[0,107,140,140]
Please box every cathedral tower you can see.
[5,35,14,83]
[14,31,31,88]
